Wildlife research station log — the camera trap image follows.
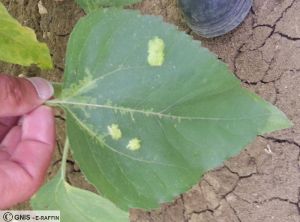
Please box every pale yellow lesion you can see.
[107,124,122,140]
[127,138,141,151]
[147,36,165,66]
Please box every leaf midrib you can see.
[50,98,274,122]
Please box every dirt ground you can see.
[1,0,299,221]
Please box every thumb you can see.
[0,74,53,117]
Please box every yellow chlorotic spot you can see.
[147,36,165,66]
[107,124,122,140]
[127,138,141,151]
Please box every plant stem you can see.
[61,138,70,179]
[45,99,61,107]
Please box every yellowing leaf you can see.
[0,3,52,69]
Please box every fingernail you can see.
[27,77,54,100]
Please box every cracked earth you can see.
[1,0,300,221]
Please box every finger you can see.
[0,106,55,209]
[0,161,36,209]
[0,125,21,161]
[0,117,18,141]
[0,149,10,161]
[1,126,22,154]
[0,74,53,117]
[13,106,55,180]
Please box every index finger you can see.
[12,105,55,181]
[0,106,55,209]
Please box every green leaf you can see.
[31,172,129,222]
[53,8,291,210]
[0,2,52,69]
[75,0,142,13]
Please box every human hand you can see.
[0,74,55,209]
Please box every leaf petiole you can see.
[51,82,63,98]
[60,138,70,179]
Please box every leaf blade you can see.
[58,8,291,210]
[75,0,142,12]
[0,3,52,69]
[31,173,129,222]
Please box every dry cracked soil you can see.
[1,0,300,221]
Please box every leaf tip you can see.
[260,105,293,134]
